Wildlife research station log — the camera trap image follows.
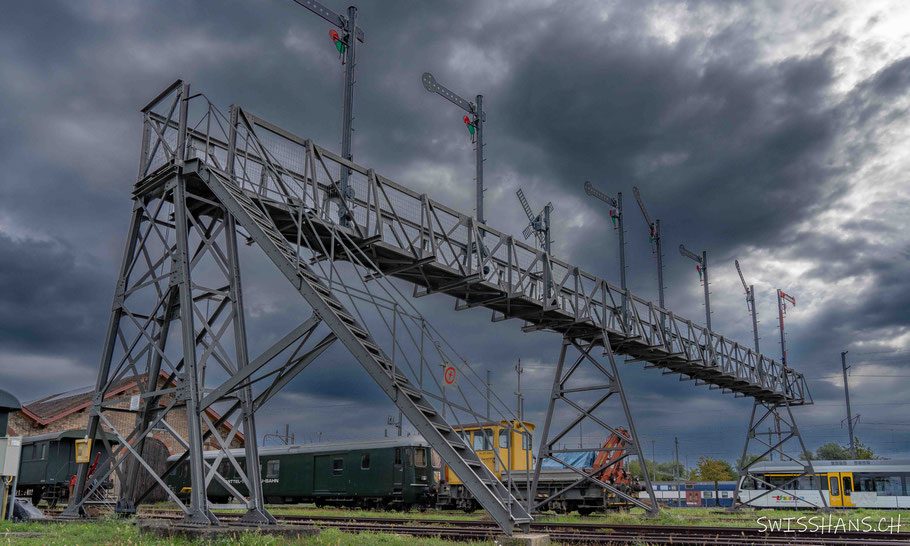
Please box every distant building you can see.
[6,372,243,454]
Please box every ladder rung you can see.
[414,404,436,416]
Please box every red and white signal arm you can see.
[443,365,457,387]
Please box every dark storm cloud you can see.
[0,232,110,358]
[2,0,910,461]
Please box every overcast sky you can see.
[2,0,910,467]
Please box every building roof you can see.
[0,389,20,411]
[17,372,242,442]
[20,429,120,445]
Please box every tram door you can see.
[828,472,855,507]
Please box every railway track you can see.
[44,508,910,544]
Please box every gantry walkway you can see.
[152,93,809,407]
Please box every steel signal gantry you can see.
[292,0,365,224]
[632,186,664,329]
[777,289,796,366]
[422,72,486,224]
[679,244,711,331]
[584,181,627,323]
[735,259,760,352]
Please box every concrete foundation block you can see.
[495,532,551,546]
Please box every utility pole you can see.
[292,0,365,225]
[842,351,856,459]
[486,369,491,420]
[387,413,402,436]
[674,436,680,507]
[584,181,627,323]
[651,439,656,482]
[735,260,760,352]
[422,72,486,224]
[776,289,796,366]
[679,245,711,330]
[632,187,664,330]
[515,359,523,421]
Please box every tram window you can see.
[857,474,902,496]
[499,430,509,449]
[483,429,493,450]
[38,442,48,460]
[22,445,34,460]
[333,458,343,476]
[266,459,280,478]
[406,449,413,466]
[415,448,427,468]
[842,476,852,496]
[394,448,402,465]
[522,433,532,451]
[361,454,370,470]
[473,431,485,451]
[829,477,839,495]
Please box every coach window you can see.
[266,459,280,478]
[522,432,532,451]
[394,448,402,465]
[842,476,852,496]
[499,430,509,449]
[473,431,484,451]
[361,453,370,470]
[38,442,48,460]
[415,448,427,468]
[22,445,34,460]
[333,458,344,476]
[829,476,839,495]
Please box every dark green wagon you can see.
[165,437,438,510]
[16,429,118,508]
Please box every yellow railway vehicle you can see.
[437,420,640,515]
[444,420,535,487]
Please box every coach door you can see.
[392,447,403,491]
[686,490,701,506]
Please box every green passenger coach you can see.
[165,437,438,510]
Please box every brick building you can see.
[6,372,243,455]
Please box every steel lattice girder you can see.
[140,83,809,406]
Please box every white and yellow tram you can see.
[739,459,910,509]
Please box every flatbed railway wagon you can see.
[165,437,437,510]
[436,421,642,515]
[739,459,910,509]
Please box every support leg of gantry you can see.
[732,398,829,512]
[530,335,658,516]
